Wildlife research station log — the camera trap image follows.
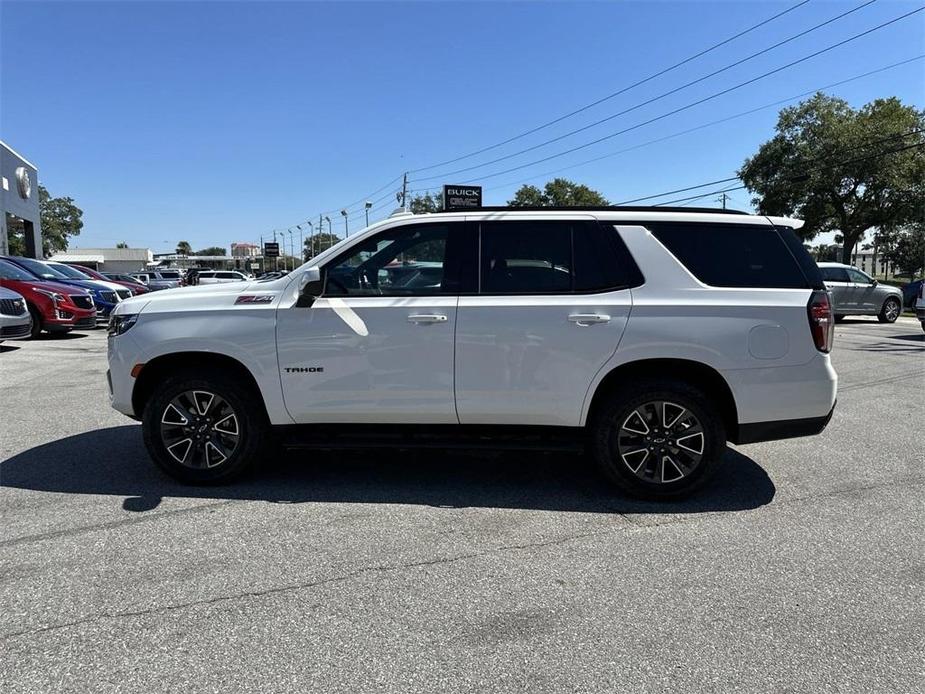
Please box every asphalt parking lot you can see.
[1,319,922,694]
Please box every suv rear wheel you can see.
[142,369,270,483]
[591,380,725,499]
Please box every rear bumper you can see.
[723,353,837,426]
[732,401,836,445]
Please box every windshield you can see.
[9,256,68,280]
[0,259,37,281]
[49,263,92,280]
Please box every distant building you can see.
[50,247,153,274]
[1,141,42,258]
[231,242,259,258]
[850,250,894,278]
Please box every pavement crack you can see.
[0,522,629,642]
[0,500,238,549]
[2,478,921,642]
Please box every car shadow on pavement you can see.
[0,425,775,515]
[33,332,90,340]
[0,344,22,353]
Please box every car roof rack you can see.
[450,205,750,215]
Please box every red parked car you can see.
[72,265,150,295]
[0,258,97,338]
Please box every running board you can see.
[275,424,587,453]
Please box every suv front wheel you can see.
[878,297,901,323]
[142,369,270,483]
[591,380,725,499]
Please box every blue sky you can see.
[2,0,923,253]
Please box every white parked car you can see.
[107,207,837,498]
[197,271,250,285]
[0,286,31,342]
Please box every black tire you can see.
[142,369,271,484]
[590,379,726,500]
[27,304,43,338]
[878,297,901,323]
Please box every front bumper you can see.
[0,317,32,340]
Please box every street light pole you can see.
[303,222,312,261]
[365,200,372,227]
[341,209,348,237]
[288,230,294,271]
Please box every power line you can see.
[651,138,924,207]
[410,0,882,183]
[413,6,924,188]
[471,55,924,197]
[408,0,815,174]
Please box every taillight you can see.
[807,290,834,353]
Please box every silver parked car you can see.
[818,262,904,323]
[130,271,182,291]
[0,286,32,342]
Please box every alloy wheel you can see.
[616,400,705,484]
[884,299,900,322]
[159,390,240,468]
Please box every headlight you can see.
[108,313,138,336]
[34,289,66,305]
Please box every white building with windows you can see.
[49,247,153,273]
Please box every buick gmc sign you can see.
[443,185,482,211]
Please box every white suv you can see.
[107,207,837,498]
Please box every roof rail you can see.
[456,205,750,215]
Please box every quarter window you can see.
[649,223,811,288]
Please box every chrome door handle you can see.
[568,313,611,326]
[407,313,448,324]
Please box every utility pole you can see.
[401,171,409,210]
[717,192,730,210]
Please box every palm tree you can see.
[176,240,192,256]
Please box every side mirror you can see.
[870,278,878,286]
[296,267,323,308]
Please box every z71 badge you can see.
[235,295,275,305]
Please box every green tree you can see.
[882,224,925,276]
[176,240,192,256]
[409,192,443,214]
[195,246,226,256]
[39,184,84,256]
[739,94,925,263]
[508,178,610,207]
[116,242,129,249]
[304,232,341,260]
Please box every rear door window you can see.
[649,223,812,288]
[820,267,850,283]
[479,220,641,294]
